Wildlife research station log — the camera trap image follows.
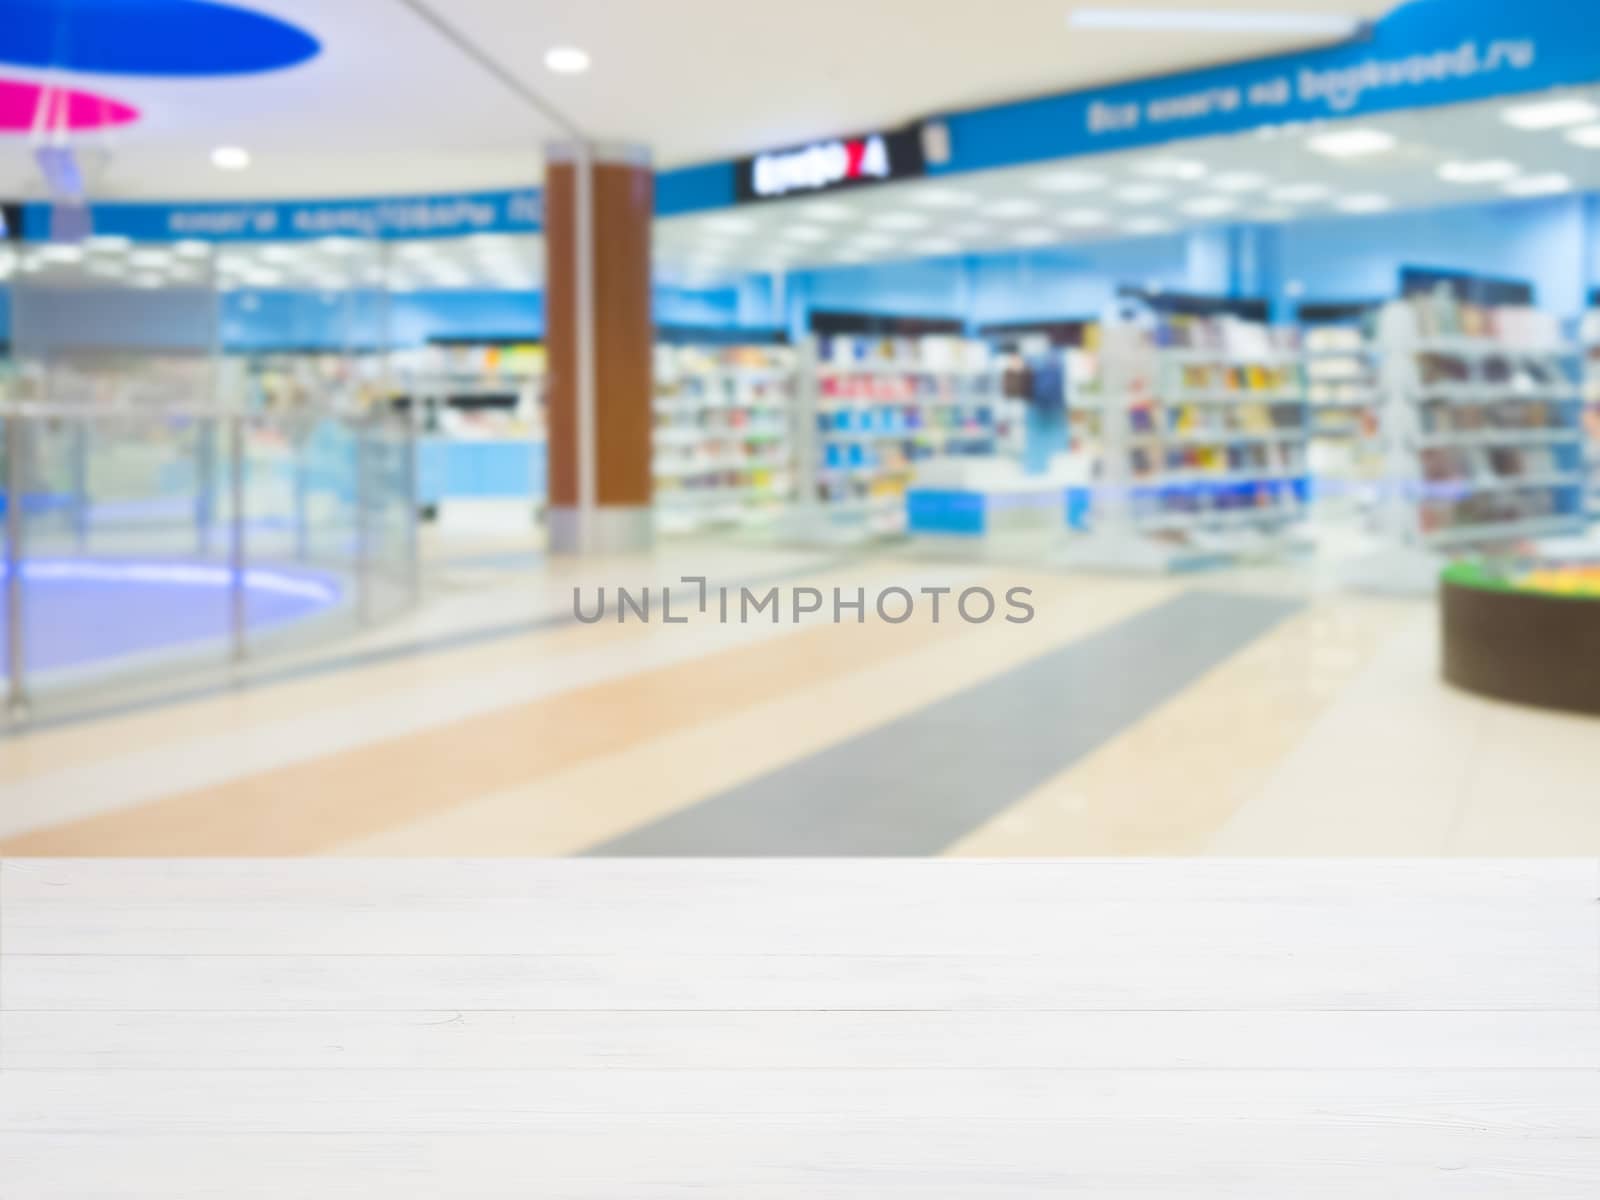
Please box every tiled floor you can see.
[2,536,1597,856]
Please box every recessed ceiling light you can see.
[1564,124,1600,149]
[1306,128,1395,158]
[1334,193,1392,213]
[1134,157,1207,181]
[1032,169,1107,193]
[870,211,930,230]
[1122,216,1175,235]
[985,198,1042,219]
[544,46,590,74]
[1179,196,1237,217]
[1011,227,1058,246]
[1068,8,1361,35]
[910,187,979,209]
[1267,182,1331,203]
[781,225,830,243]
[211,145,250,170]
[1210,171,1269,192]
[1502,172,1572,196]
[1502,97,1599,130]
[1058,208,1108,227]
[1437,159,1521,184]
[1114,183,1169,204]
[800,202,853,222]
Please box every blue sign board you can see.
[23,187,541,243]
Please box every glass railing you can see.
[0,401,419,724]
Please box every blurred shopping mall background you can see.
[1,0,1598,855]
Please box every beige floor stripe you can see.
[947,597,1416,856]
[0,575,1034,856]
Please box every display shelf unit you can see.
[802,335,1001,539]
[1374,297,1589,554]
[1582,309,1600,519]
[652,345,797,534]
[1302,324,1383,515]
[1071,315,1311,566]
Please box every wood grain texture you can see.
[3,859,1598,1197]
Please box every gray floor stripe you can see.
[589,589,1303,857]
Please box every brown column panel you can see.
[543,152,654,515]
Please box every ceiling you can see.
[653,86,1600,284]
[0,0,1397,201]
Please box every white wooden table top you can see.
[3,859,1598,1197]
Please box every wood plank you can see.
[6,1010,1599,1071]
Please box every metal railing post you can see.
[6,414,29,719]
[355,414,372,624]
[71,416,90,553]
[229,413,247,662]
[403,406,420,607]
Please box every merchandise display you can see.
[1080,312,1310,554]
[1375,293,1587,550]
[652,343,796,533]
[808,335,1000,537]
[1303,321,1383,514]
[1583,308,1600,519]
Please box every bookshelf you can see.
[1375,295,1588,552]
[805,335,1001,538]
[652,344,797,534]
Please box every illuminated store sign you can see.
[736,128,925,201]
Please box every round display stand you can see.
[1441,561,1600,716]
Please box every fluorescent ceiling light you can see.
[912,237,961,254]
[700,214,756,235]
[544,46,590,74]
[781,225,829,243]
[174,239,212,257]
[211,145,250,170]
[1032,169,1107,193]
[86,234,131,251]
[1057,208,1108,227]
[910,187,979,208]
[847,232,896,250]
[259,246,296,263]
[1133,157,1206,180]
[1502,172,1571,196]
[40,243,84,263]
[1334,193,1392,213]
[1179,195,1237,217]
[944,221,990,238]
[1501,97,1600,130]
[870,211,930,230]
[1209,171,1269,192]
[985,198,1042,219]
[1122,217,1174,235]
[1307,128,1395,157]
[1069,8,1360,36]
[1437,159,1521,184]
[1564,124,1600,148]
[800,202,853,222]
[1268,182,1331,203]
[1010,227,1058,246]
[1114,183,1169,204]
